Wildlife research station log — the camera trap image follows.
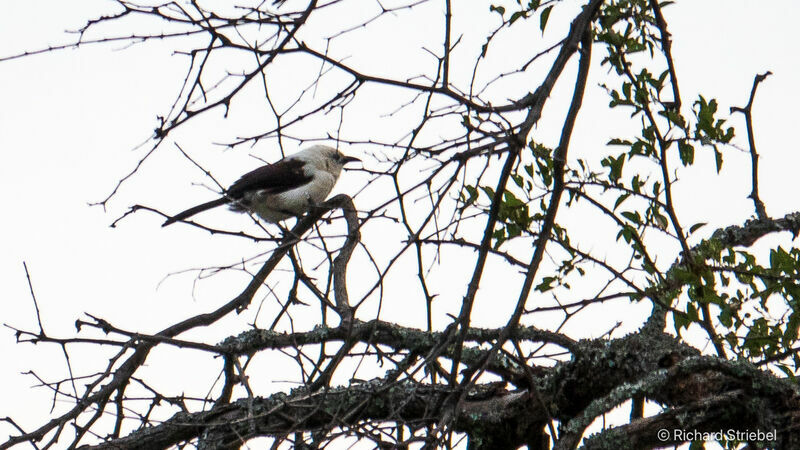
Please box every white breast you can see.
[250,171,338,222]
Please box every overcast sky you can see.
[1,0,799,447]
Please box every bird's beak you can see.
[341,155,361,165]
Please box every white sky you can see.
[1,0,799,447]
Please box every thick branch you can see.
[73,327,799,449]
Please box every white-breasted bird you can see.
[162,145,360,227]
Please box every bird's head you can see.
[303,145,360,176]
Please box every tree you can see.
[2,0,799,448]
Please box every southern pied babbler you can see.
[162,145,360,227]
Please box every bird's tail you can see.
[162,197,228,227]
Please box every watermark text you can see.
[657,428,776,443]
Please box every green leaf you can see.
[601,154,625,182]
[689,222,707,234]
[686,303,699,322]
[622,81,632,101]
[719,305,733,328]
[617,225,637,244]
[524,164,534,178]
[539,5,553,33]
[537,159,553,187]
[631,174,641,193]
[502,190,524,207]
[608,138,632,146]
[536,276,556,292]
[654,214,669,231]
[783,312,799,345]
[464,185,478,207]
[659,108,686,128]
[490,5,505,16]
[492,228,506,248]
[673,311,689,333]
[621,211,641,225]
[613,192,630,211]
[678,140,694,166]
[714,148,723,173]
[670,267,695,284]
[510,10,526,24]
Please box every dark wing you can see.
[226,158,312,199]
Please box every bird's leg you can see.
[306,195,333,224]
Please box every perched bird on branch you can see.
[163,145,360,226]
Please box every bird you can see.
[162,145,360,227]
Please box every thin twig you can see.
[731,71,772,220]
